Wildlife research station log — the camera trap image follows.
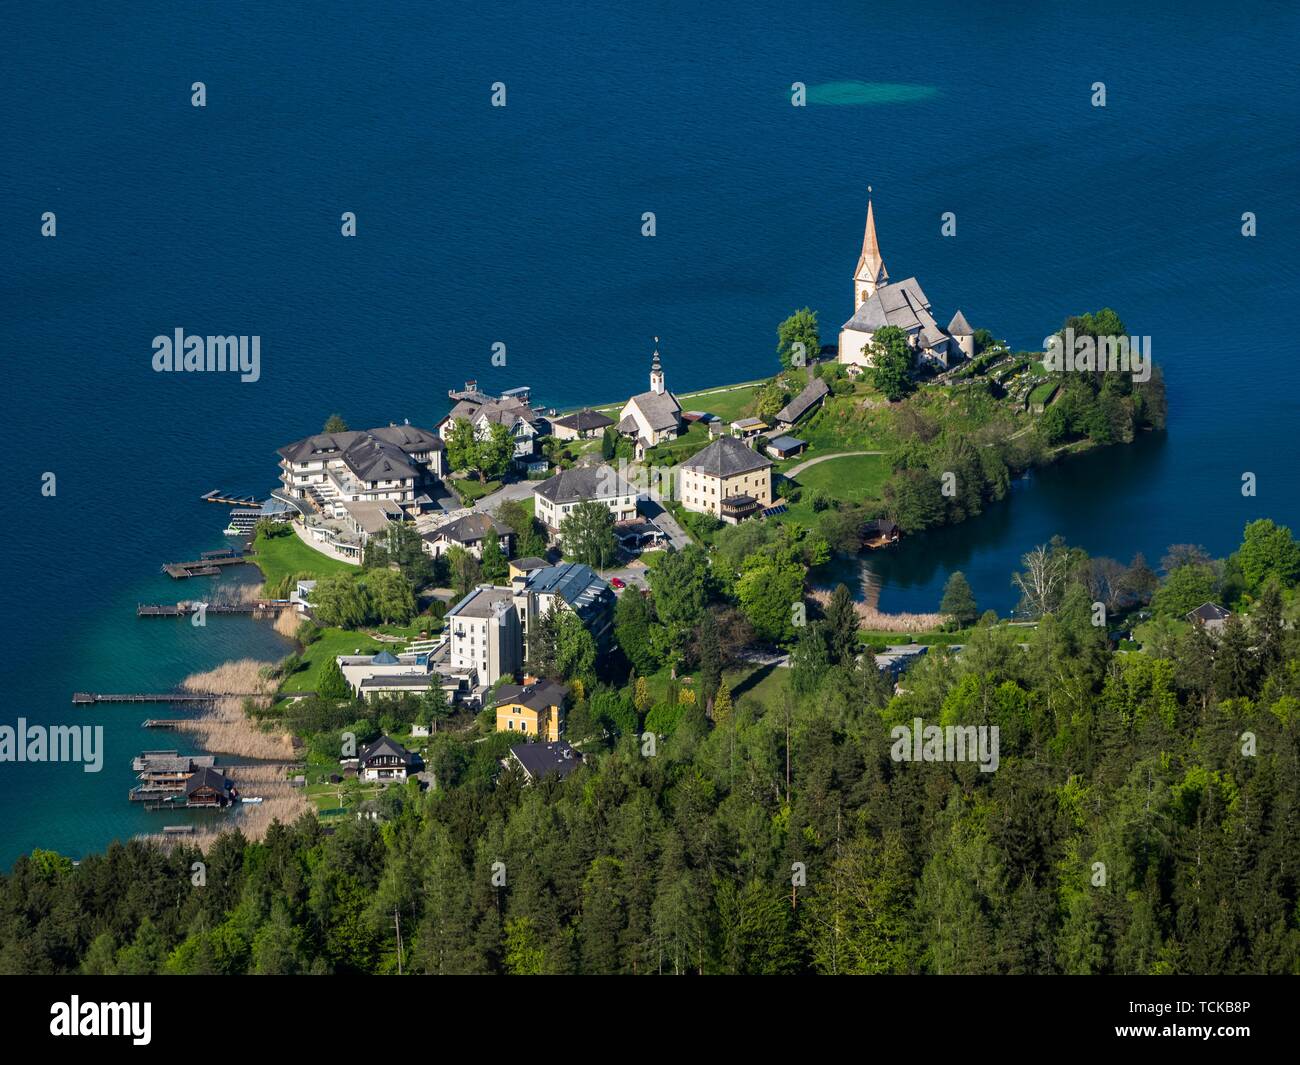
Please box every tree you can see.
[418,687,454,732]
[527,604,563,678]
[1237,519,1300,590]
[446,545,482,599]
[560,501,618,569]
[318,656,352,700]
[555,610,597,684]
[480,531,509,582]
[736,554,806,644]
[884,468,946,533]
[865,325,914,401]
[445,417,480,475]
[498,499,548,559]
[312,573,371,628]
[323,414,348,433]
[777,307,821,370]
[615,590,660,675]
[366,568,416,625]
[695,612,723,706]
[824,583,860,665]
[1150,562,1219,618]
[712,680,733,724]
[790,621,829,694]
[647,546,711,665]
[940,571,979,627]
[754,381,786,421]
[476,421,516,483]
[600,425,618,460]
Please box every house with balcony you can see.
[358,736,421,783]
[678,435,774,524]
[533,464,639,537]
[277,423,446,519]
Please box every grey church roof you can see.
[625,390,683,432]
[680,434,773,478]
[841,277,934,334]
[947,309,973,336]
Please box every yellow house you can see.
[678,434,774,524]
[495,679,569,742]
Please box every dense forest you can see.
[3,518,1299,975]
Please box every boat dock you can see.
[162,549,248,579]
[201,490,261,507]
[137,600,288,617]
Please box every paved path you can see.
[468,479,537,513]
[783,450,883,478]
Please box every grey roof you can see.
[446,585,515,620]
[511,556,549,571]
[278,425,441,465]
[625,390,682,432]
[617,414,638,434]
[1187,602,1231,622]
[340,436,419,482]
[552,408,615,432]
[426,512,512,545]
[372,650,400,665]
[474,398,538,428]
[359,735,416,765]
[523,562,612,618]
[535,464,634,505]
[680,434,774,478]
[509,740,583,782]
[496,679,569,712]
[841,277,934,334]
[775,377,830,424]
[947,309,973,336]
[184,766,231,796]
[766,434,805,452]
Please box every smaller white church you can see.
[837,199,974,372]
[618,339,683,453]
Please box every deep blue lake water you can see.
[1,1,1297,865]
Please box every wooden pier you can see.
[162,553,249,579]
[141,719,186,729]
[201,490,261,507]
[137,600,288,617]
[72,692,267,705]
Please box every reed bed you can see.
[174,696,294,760]
[807,589,947,633]
[180,659,278,696]
[273,609,304,640]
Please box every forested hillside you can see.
[3,522,1299,975]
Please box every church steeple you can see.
[649,337,665,395]
[854,195,889,305]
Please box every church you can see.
[836,199,974,373]
[618,340,683,453]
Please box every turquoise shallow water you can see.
[1,1,1297,865]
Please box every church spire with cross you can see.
[854,190,889,305]
[650,336,664,394]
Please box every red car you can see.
[610,577,625,589]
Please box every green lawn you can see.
[252,529,355,588]
[284,627,386,692]
[679,384,763,423]
[643,422,712,466]
[789,453,889,502]
[451,478,502,504]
